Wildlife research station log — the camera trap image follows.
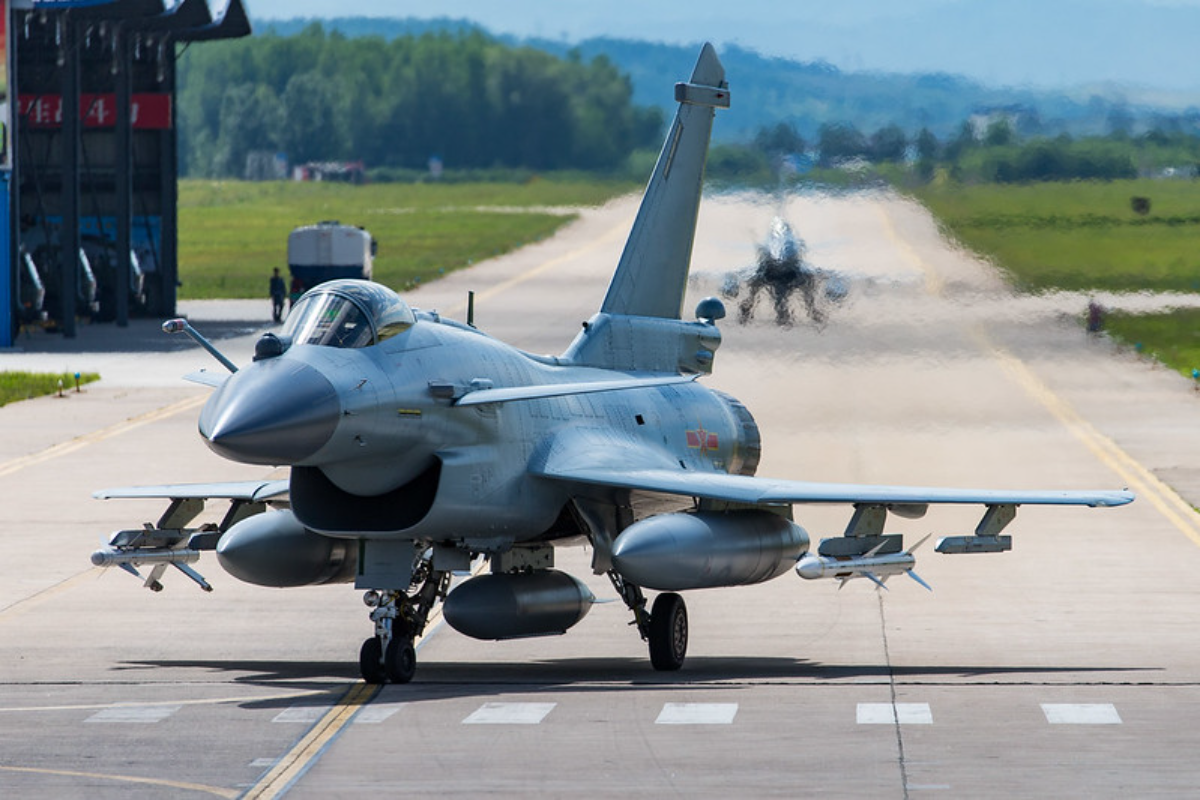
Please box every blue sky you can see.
[242,0,1200,92]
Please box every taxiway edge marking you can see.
[0,569,98,621]
[0,394,208,478]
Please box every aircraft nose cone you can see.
[200,359,339,465]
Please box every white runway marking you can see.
[249,758,278,768]
[1041,704,1122,724]
[85,705,181,723]
[857,703,933,725]
[353,704,404,724]
[273,705,333,724]
[462,702,556,725]
[655,703,739,725]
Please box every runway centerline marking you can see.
[879,199,1200,548]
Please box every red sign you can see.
[18,93,172,129]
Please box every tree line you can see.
[708,118,1200,186]
[176,24,664,178]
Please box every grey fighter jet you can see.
[722,216,847,326]
[92,44,1133,684]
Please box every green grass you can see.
[910,179,1200,293]
[1104,308,1200,378]
[178,178,639,299]
[0,371,100,407]
[908,178,1200,376]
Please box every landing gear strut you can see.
[359,560,450,684]
[608,571,689,672]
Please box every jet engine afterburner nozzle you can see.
[199,358,340,465]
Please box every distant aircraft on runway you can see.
[721,215,848,326]
[92,44,1133,684]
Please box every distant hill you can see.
[254,17,1200,143]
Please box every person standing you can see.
[270,268,286,322]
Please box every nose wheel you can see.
[359,628,417,685]
[359,564,450,684]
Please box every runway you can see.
[4,189,1200,797]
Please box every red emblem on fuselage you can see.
[686,424,719,454]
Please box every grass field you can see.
[0,371,100,407]
[1103,308,1200,379]
[911,179,1200,293]
[910,178,1200,375]
[178,178,639,299]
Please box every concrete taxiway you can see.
[3,190,1200,798]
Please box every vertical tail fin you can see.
[600,43,728,320]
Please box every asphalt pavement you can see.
[4,190,1200,798]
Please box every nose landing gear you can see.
[359,563,449,684]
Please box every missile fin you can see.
[863,541,888,558]
[906,569,933,592]
[906,533,933,555]
[173,562,214,592]
[863,571,889,590]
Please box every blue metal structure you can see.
[9,0,248,339]
[0,171,10,348]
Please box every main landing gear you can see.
[608,570,688,671]
[359,562,450,684]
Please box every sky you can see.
[241,0,1200,93]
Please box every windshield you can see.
[282,280,415,348]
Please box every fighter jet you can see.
[721,215,847,326]
[92,44,1133,684]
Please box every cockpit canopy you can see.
[282,280,415,348]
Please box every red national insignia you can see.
[686,424,719,454]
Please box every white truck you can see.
[287,221,375,294]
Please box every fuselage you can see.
[199,282,758,548]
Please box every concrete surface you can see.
[3,190,1200,798]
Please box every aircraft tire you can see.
[359,637,386,684]
[649,592,688,671]
[385,638,417,684]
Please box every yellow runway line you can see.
[241,559,485,798]
[0,764,239,798]
[878,200,1200,545]
[241,681,379,799]
[448,217,628,316]
[0,394,207,479]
